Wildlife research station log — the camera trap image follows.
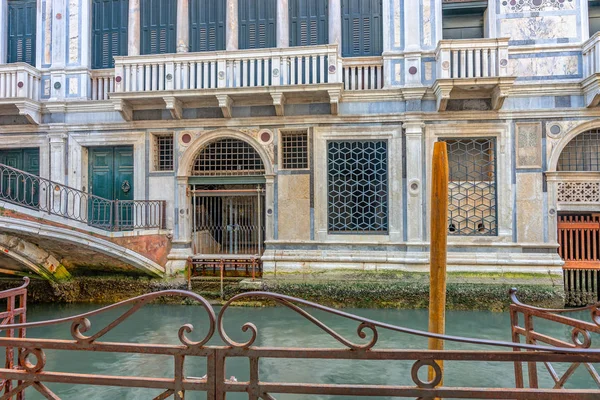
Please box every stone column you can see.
[403,0,422,87]
[177,0,189,52]
[329,0,342,54]
[128,0,141,56]
[265,175,275,241]
[226,0,238,50]
[0,0,8,64]
[403,121,425,242]
[277,0,289,48]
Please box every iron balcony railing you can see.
[0,163,166,231]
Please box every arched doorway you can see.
[188,138,266,257]
[549,128,600,304]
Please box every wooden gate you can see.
[558,213,600,305]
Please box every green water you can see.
[10,303,600,399]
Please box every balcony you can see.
[433,38,515,111]
[0,63,41,124]
[110,45,343,120]
[582,32,600,107]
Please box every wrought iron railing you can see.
[0,279,598,399]
[0,163,166,231]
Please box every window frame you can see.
[279,129,310,171]
[152,132,175,172]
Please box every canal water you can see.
[14,303,600,399]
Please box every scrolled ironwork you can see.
[411,360,442,389]
[18,348,45,373]
[572,327,593,348]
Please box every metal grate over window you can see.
[281,131,309,169]
[327,140,388,233]
[557,130,600,172]
[192,139,265,176]
[443,138,497,236]
[154,134,174,171]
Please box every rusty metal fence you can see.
[0,279,600,399]
[0,163,166,231]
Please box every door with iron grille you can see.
[191,186,265,256]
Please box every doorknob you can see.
[121,180,131,194]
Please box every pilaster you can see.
[49,0,67,100]
[403,121,425,242]
[277,0,289,48]
[176,0,189,52]
[48,131,67,184]
[128,0,141,56]
[329,0,341,55]
[226,0,238,51]
[0,0,7,64]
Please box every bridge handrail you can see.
[0,163,166,231]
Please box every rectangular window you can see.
[8,0,36,66]
[92,0,128,69]
[443,138,497,236]
[341,0,382,57]
[281,131,309,169]
[289,0,328,47]
[328,140,388,233]
[442,2,487,40]
[141,0,176,55]
[239,0,277,49]
[154,134,174,171]
[189,0,225,52]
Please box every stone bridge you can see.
[0,206,168,281]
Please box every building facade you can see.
[0,0,598,279]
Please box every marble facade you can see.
[3,0,600,276]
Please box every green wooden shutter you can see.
[7,0,36,65]
[239,0,276,49]
[92,0,128,69]
[141,0,176,54]
[289,0,328,47]
[341,0,382,57]
[189,0,225,52]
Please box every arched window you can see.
[557,129,600,172]
[191,139,265,176]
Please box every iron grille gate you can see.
[558,213,600,305]
[191,187,265,256]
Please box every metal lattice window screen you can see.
[154,135,174,171]
[327,140,388,233]
[281,131,309,169]
[557,130,600,171]
[192,139,265,176]
[443,138,497,236]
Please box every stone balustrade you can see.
[436,38,510,80]
[90,69,115,101]
[583,32,600,78]
[114,44,342,93]
[342,57,384,90]
[0,63,40,101]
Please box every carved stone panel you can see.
[516,123,542,169]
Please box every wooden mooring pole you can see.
[428,141,449,384]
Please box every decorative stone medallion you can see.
[259,129,273,145]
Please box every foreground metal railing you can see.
[0,163,166,231]
[0,279,599,399]
[0,278,27,400]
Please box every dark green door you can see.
[89,146,134,229]
[341,0,382,57]
[0,148,39,207]
[189,0,225,52]
[239,0,276,49]
[141,0,176,54]
[8,0,36,65]
[289,0,328,46]
[92,0,129,69]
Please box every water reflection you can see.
[13,303,599,399]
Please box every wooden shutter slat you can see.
[189,0,225,52]
[141,0,175,55]
[290,0,328,47]
[239,0,276,49]
[92,0,128,69]
[8,0,36,66]
[342,0,382,57]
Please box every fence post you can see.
[428,141,448,386]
